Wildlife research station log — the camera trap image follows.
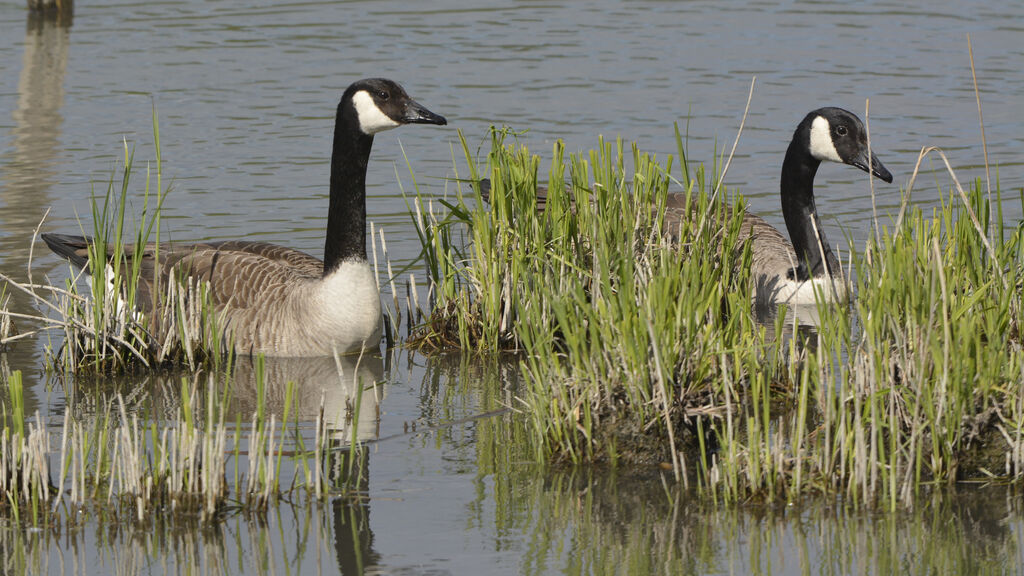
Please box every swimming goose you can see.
[43,78,447,357]
[705,106,893,306]
[478,106,892,307]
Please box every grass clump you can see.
[411,128,1024,508]
[0,117,226,374]
[56,145,224,373]
[0,371,53,528]
[410,127,787,472]
[1,352,381,527]
[676,152,1024,507]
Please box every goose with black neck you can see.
[719,106,894,307]
[43,78,447,357]
[474,107,892,310]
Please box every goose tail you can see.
[41,233,93,270]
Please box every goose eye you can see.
[378,90,389,101]
[835,125,848,137]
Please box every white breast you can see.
[763,274,848,306]
[309,259,382,354]
[238,260,383,357]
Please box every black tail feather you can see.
[41,233,93,270]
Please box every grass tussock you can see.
[719,148,1024,508]
[410,127,787,468]
[410,128,1024,507]
[0,121,227,374]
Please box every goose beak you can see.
[402,99,447,126]
[849,150,893,184]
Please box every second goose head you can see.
[803,107,893,183]
[781,107,892,281]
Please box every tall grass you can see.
[0,372,52,528]
[705,155,1024,508]
[410,128,1024,506]
[0,349,383,526]
[0,117,226,373]
[410,128,786,473]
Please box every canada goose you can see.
[713,106,892,306]
[43,78,447,357]
[478,106,892,307]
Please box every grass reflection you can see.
[509,470,1024,575]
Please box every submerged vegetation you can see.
[410,128,1024,507]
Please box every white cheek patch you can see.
[808,116,842,163]
[352,90,400,135]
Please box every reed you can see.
[0,286,13,348]
[0,117,230,374]
[410,126,1024,506]
[0,372,53,528]
[665,160,1024,506]
[410,128,784,473]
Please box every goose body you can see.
[43,78,447,357]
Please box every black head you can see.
[801,107,893,183]
[342,78,447,136]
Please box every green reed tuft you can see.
[410,128,1024,507]
[1,355,373,527]
[0,115,226,374]
[687,155,1024,508]
[410,127,786,474]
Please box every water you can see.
[1,0,1023,573]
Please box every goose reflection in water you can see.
[228,352,386,444]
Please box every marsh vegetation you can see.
[409,128,1024,509]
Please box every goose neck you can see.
[324,114,374,274]
[780,144,839,280]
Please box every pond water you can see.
[1,0,1023,573]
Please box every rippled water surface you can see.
[1,0,1023,574]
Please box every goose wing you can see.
[42,234,325,312]
[663,194,796,279]
[151,241,324,311]
[735,211,797,280]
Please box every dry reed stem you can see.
[894,145,1005,295]
[26,210,50,293]
[646,316,679,481]
[865,99,880,246]
[710,76,756,202]
[967,34,991,201]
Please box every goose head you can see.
[803,107,893,183]
[343,78,447,136]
